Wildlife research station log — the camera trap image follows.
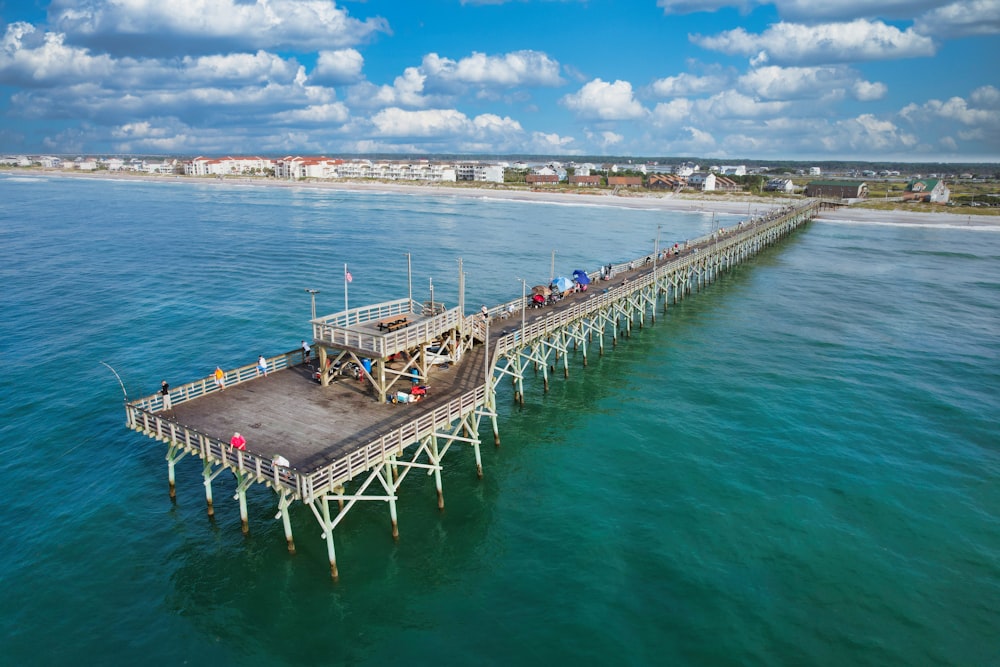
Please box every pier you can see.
[124,200,819,579]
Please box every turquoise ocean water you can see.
[1,174,998,665]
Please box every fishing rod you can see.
[100,361,129,402]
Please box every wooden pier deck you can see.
[165,347,485,472]
[124,199,818,578]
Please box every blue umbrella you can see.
[572,269,591,286]
[552,276,574,293]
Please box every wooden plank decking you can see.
[165,345,486,473]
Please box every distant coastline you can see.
[3,167,997,228]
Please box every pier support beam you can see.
[233,471,253,534]
[385,459,399,539]
[430,438,444,509]
[319,497,339,581]
[166,443,187,501]
[201,460,226,518]
[277,492,295,554]
[473,439,483,478]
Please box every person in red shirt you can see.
[230,432,246,450]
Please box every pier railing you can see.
[313,302,463,357]
[301,383,488,502]
[126,403,301,495]
[490,200,817,356]
[127,375,489,501]
[314,297,416,329]
[130,348,304,414]
[476,201,816,336]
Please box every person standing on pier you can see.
[481,305,489,321]
[160,380,171,411]
[301,340,311,362]
[230,432,246,451]
[214,366,225,391]
[258,355,268,377]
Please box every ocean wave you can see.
[0,175,47,183]
[818,216,1000,232]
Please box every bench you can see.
[377,317,408,332]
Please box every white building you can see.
[144,160,179,174]
[188,156,275,176]
[274,156,341,179]
[720,165,747,176]
[470,165,502,182]
[674,162,700,177]
[456,163,502,183]
[809,167,822,176]
[688,172,717,191]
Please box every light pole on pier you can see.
[652,224,661,284]
[304,288,320,321]
[483,314,490,386]
[516,277,527,337]
[406,253,412,310]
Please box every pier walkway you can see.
[125,199,819,578]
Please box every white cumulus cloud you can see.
[530,131,577,153]
[180,51,300,86]
[657,0,751,15]
[313,49,364,85]
[0,22,115,86]
[369,107,523,140]
[50,0,390,55]
[659,0,944,20]
[353,67,433,108]
[738,65,886,101]
[282,102,350,124]
[369,108,464,137]
[422,50,563,87]
[651,98,695,125]
[560,78,647,120]
[693,20,936,65]
[900,90,1000,128]
[650,72,728,96]
[914,0,1000,37]
[853,80,888,101]
[970,85,1000,106]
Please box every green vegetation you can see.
[504,168,527,184]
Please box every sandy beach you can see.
[5,168,997,228]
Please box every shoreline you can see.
[4,168,997,228]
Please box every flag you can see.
[345,267,353,283]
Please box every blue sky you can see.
[0,0,997,160]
